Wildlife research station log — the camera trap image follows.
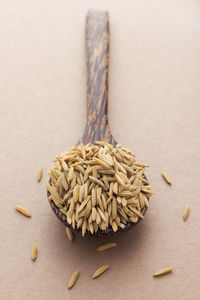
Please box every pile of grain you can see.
[47,142,153,236]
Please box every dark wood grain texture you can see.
[78,10,117,146]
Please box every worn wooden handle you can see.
[79,10,116,146]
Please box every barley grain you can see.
[115,173,125,186]
[61,174,68,191]
[136,162,148,167]
[83,200,92,217]
[153,267,173,277]
[31,245,37,261]
[161,172,172,184]
[68,271,79,289]
[122,197,127,207]
[80,143,86,160]
[97,207,106,222]
[88,181,95,194]
[66,227,74,241]
[101,194,107,210]
[15,206,31,217]
[115,216,120,225]
[96,212,101,225]
[96,242,117,252]
[68,166,74,182]
[36,168,43,182]
[77,218,83,228]
[61,160,68,171]
[82,219,87,236]
[89,222,94,234]
[94,158,110,169]
[46,182,52,194]
[183,204,190,221]
[92,207,97,221]
[112,221,118,232]
[78,196,91,213]
[63,189,73,202]
[93,266,109,279]
[89,176,105,188]
[111,198,117,219]
[113,182,118,194]
[73,185,79,203]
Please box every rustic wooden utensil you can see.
[49,10,149,236]
[77,10,116,146]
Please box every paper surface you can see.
[1,0,200,299]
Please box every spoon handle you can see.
[80,10,115,145]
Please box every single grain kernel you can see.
[68,271,79,289]
[183,204,190,221]
[93,265,109,279]
[36,168,43,182]
[15,206,31,217]
[161,172,172,184]
[153,267,173,277]
[96,242,117,252]
[31,245,37,261]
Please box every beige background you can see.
[1,0,200,299]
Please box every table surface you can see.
[1,0,200,299]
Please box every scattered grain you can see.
[31,245,37,261]
[161,172,172,184]
[183,204,190,221]
[36,168,43,182]
[15,206,31,217]
[153,267,173,277]
[93,265,109,279]
[68,271,79,289]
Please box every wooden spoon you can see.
[49,10,148,236]
[77,10,116,146]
